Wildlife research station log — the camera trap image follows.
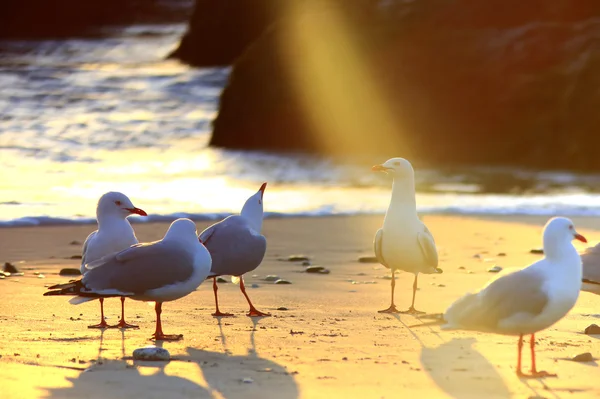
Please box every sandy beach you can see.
[1,214,599,399]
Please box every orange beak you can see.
[372,164,390,172]
[259,182,267,200]
[575,233,587,243]
[126,207,147,216]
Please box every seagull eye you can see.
[568,225,573,230]
[115,200,122,206]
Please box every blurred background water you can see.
[2,23,600,226]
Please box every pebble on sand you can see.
[69,255,83,260]
[571,352,594,362]
[488,266,503,273]
[274,279,292,284]
[530,248,544,254]
[264,275,280,282]
[287,255,310,262]
[216,277,228,283]
[132,346,170,361]
[242,377,254,384]
[358,256,378,263]
[302,261,311,266]
[4,262,20,273]
[59,268,81,276]
[305,266,330,274]
[69,240,82,246]
[584,324,600,335]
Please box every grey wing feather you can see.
[582,245,600,284]
[80,230,97,268]
[374,228,388,268]
[446,268,548,331]
[418,225,438,268]
[82,241,195,295]
[199,223,217,244]
[204,217,267,277]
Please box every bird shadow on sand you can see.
[43,319,298,399]
[392,315,512,399]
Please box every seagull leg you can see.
[378,270,400,313]
[211,277,234,317]
[517,334,557,378]
[110,297,139,329]
[88,298,109,328]
[240,276,270,317]
[151,302,183,341]
[400,274,425,315]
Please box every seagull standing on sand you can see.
[372,158,442,314]
[580,243,600,295]
[45,218,212,341]
[419,217,585,378]
[80,191,147,329]
[199,183,269,317]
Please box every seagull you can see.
[45,218,212,341]
[580,244,600,295]
[80,191,147,329]
[199,182,269,317]
[372,157,442,314]
[417,217,585,378]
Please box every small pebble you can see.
[70,255,83,260]
[458,266,466,270]
[37,274,45,279]
[473,254,481,259]
[287,255,310,262]
[497,253,506,257]
[302,261,311,266]
[571,352,594,362]
[132,346,170,361]
[437,284,446,287]
[251,284,259,288]
[584,324,600,335]
[69,240,82,246]
[216,277,228,283]
[0,275,5,280]
[358,256,378,263]
[264,275,280,282]
[305,266,330,274]
[59,268,81,276]
[277,307,288,311]
[252,274,259,278]
[530,249,544,255]
[274,279,292,284]
[242,377,254,384]
[4,262,19,273]
[488,266,503,273]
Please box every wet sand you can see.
[0,215,599,398]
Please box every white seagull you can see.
[418,217,585,378]
[372,157,442,314]
[80,191,147,329]
[200,183,269,317]
[45,218,212,341]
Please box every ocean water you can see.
[2,24,600,226]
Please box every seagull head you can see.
[240,182,267,232]
[372,157,414,178]
[164,218,198,242]
[543,217,586,258]
[97,192,147,220]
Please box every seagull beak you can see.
[259,182,267,200]
[126,207,148,217]
[372,164,390,172]
[574,233,587,243]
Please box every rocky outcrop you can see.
[170,0,379,66]
[0,0,190,39]
[210,0,600,170]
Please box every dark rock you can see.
[584,324,600,335]
[274,279,292,285]
[530,249,544,255]
[132,346,170,361]
[70,255,83,260]
[497,253,506,257]
[251,283,260,288]
[0,0,190,39]
[210,1,600,171]
[216,277,228,283]
[302,261,311,266]
[571,352,594,362]
[287,255,310,262]
[69,240,82,246]
[488,266,503,273]
[59,268,81,276]
[358,256,379,263]
[277,307,288,311]
[305,266,330,274]
[4,262,19,273]
[264,275,280,282]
